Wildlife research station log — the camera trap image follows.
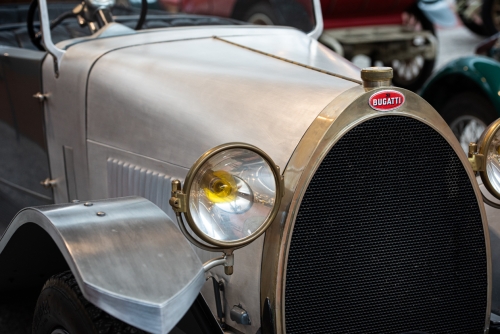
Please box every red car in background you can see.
[153,0,447,91]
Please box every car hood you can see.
[86,27,361,169]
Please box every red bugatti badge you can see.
[368,90,405,111]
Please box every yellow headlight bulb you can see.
[203,170,237,203]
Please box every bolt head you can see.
[224,266,233,275]
[96,211,106,217]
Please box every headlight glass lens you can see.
[189,148,277,243]
[486,130,500,195]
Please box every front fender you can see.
[0,197,204,334]
[421,56,500,112]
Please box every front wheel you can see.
[457,0,489,36]
[32,271,145,334]
[243,3,277,25]
[440,92,497,153]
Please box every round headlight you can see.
[478,118,500,200]
[183,143,282,249]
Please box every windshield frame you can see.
[308,0,323,40]
[35,0,323,75]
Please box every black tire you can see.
[243,3,277,25]
[440,92,497,152]
[386,5,436,92]
[482,0,500,35]
[459,12,489,36]
[457,0,489,36]
[32,271,145,334]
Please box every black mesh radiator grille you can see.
[284,116,487,333]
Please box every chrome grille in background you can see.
[284,116,487,333]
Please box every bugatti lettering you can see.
[369,90,405,111]
[372,97,402,106]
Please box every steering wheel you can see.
[27,0,148,51]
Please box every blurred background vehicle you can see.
[457,0,500,36]
[421,29,500,153]
[319,0,455,91]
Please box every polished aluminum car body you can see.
[41,24,361,334]
[2,197,204,334]
[0,0,495,333]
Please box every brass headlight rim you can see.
[182,142,282,249]
[478,118,500,201]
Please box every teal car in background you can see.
[420,36,500,152]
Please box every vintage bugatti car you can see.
[0,0,499,333]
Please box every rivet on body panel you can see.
[33,92,48,102]
[40,178,56,188]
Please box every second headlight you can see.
[474,118,500,200]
